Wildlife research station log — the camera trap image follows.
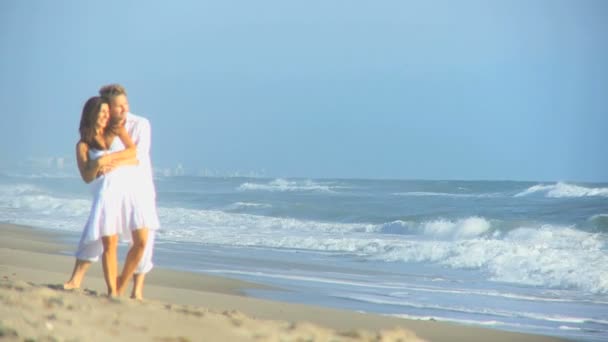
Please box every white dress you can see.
[107,137,160,234]
[75,138,160,263]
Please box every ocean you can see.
[1,174,607,341]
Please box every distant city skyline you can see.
[0,155,271,179]
[1,1,607,182]
[3,154,607,183]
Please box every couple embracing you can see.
[63,84,160,299]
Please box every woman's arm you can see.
[76,142,107,183]
[94,156,139,178]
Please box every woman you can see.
[64,96,142,296]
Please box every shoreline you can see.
[0,223,568,341]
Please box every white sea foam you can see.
[0,171,79,179]
[338,293,589,326]
[515,182,608,198]
[389,314,589,336]
[228,202,272,209]
[152,206,608,294]
[157,206,379,235]
[335,293,513,317]
[0,184,90,224]
[156,208,608,293]
[355,293,605,326]
[393,191,499,198]
[377,218,493,239]
[389,313,506,327]
[0,183,44,195]
[238,178,336,192]
[390,286,578,303]
[205,269,406,289]
[0,184,91,232]
[2,182,607,295]
[558,326,581,331]
[419,217,491,239]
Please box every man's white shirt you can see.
[125,112,156,199]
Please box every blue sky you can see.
[1,0,606,181]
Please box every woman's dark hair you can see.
[79,96,109,149]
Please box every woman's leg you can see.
[117,228,148,295]
[63,259,92,290]
[64,231,103,290]
[101,234,119,296]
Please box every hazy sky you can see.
[1,0,606,181]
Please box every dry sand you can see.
[0,223,568,341]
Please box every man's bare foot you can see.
[130,292,143,301]
[63,280,80,290]
[107,283,118,297]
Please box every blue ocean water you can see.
[1,174,607,341]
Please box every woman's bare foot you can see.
[63,259,91,291]
[62,280,80,290]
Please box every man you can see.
[100,84,160,298]
[64,84,159,299]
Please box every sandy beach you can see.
[0,223,568,341]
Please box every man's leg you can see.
[131,273,146,300]
[131,231,155,299]
[117,228,148,295]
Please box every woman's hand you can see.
[96,162,117,177]
[90,155,108,169]
[95,157,139,178]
